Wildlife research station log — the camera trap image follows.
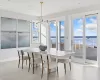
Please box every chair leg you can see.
[28,59,31,72]
[47,68,50,80]
[69,62,71,71]
[18,59,20,68]
[57,66,58,74]
[33,60,34,74]
[22,59,24,69]
[41,64,44,78]
[64,63,66,74]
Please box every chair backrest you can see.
[34,52,42,59]
[41,51,57,69]
[17,50,25,59]
[50,48,56,52]
[41,51,54,64]
[17,50,20,58]
[27,52,42,61]
[50,48,57,55]
[40,51,48,63]
[57,51,71,59]
[21,50,24,55]
[27,52,33,59]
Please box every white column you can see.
[57,21,60,50]
[83,16,86,63]
[64,15,72,51]
[0,17,1,49]
[97,11,100,67]
[46,22,50,52]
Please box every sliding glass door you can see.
[72,18,84,59]
[85,14,97,61]
[49,21,65,50]
[50,22,57,48]
[59,21,65,51]
[72,13,98,62]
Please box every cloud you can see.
[79,23,97,31]
[85,18,97,30]
[50,31,56,36]
[90,18,97,24]
[75,18,97,36]
[78,19,83,24]
[61,25,64,30]
[77,29,83,32]
[86,23,97,30]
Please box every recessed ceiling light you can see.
[78,3,80,4]
[8,0,10,1]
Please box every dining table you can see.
[23,48,75,72]
[23,48,75,60]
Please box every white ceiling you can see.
[0,0,99,16]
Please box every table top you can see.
[23,48,75,57]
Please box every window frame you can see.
[31,22,40,43]
[0,17,31,49]
[17,19,30,48]
[1,17,17,49]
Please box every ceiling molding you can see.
[0,9,39,21]
[44,4,100,20]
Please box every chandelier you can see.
[40,1,43,22]
[37,1,56,24]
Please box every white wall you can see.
[30,43,40,48]
[64,16,71,51]
[0,48,28,62]
[0,9,39,62]
[0,9,38,21]
[97,11,100,67]
[44,4,100,20]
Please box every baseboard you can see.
[0,57,18,63]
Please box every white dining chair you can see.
[41,51,58,78]
[27,52,42,74]
[57,51,71,74]
[17,50,29,69]
[49,48,57,61]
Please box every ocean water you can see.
[51,37,97,46]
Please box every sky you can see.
[32,23,39,37]
[50,21,64,37]
[33,15,97,37]
[50,15,97,37]
[74,16,97,36]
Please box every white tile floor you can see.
[0,60,100,80]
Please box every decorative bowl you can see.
[39,45,47,51]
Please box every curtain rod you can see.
[36,20,57,24]
[85,13,98,16]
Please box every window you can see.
[18,20,30,47]
[41,23,47,45]
[73,18,83,58]
[18,32,30,47]
[1,17,17,49]
[59,21,65,51]
[32,22,40,43]
[85,15,97,61]
[1,31,16,49]
[0,17,31,49]
[50,22,56,48]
